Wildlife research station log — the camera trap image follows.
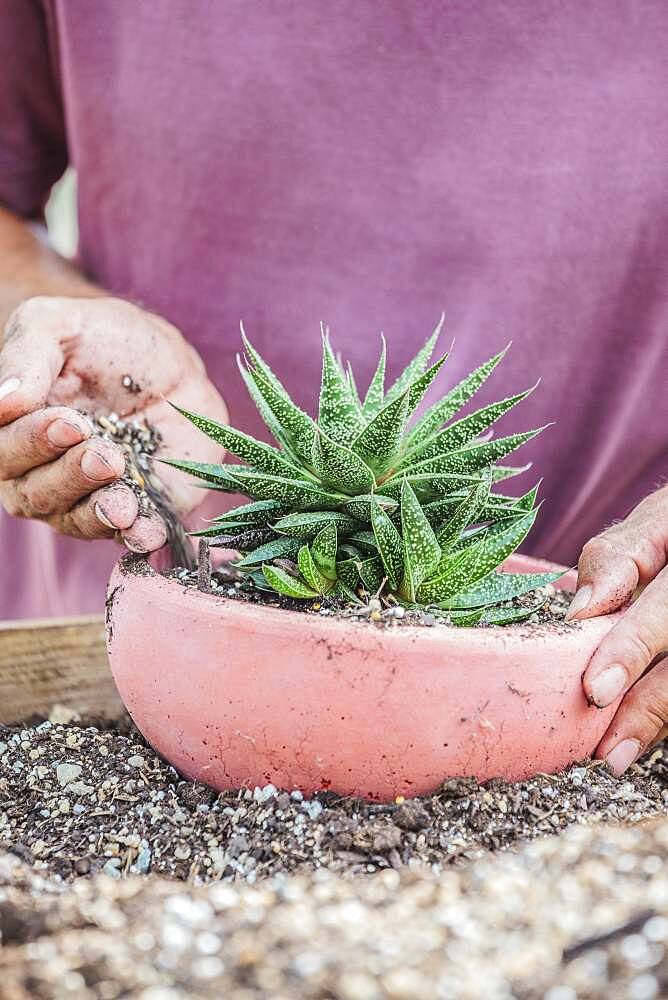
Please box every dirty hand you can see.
[566,487,668,775]
[0,296,227,551]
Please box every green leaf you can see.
[377,473,485,503]
[248,569,275,592]
[436,474,491,552]
[209,499,285,526]
[237,356,294,455]
[362,335,386,417]
[230,470,344,508]
[240,323,285,394]
[511,480,542,511]
[311,522,338,580]
[407,343,510,448]
[273,511,359,541]
[358,555,385,593]
[236,537,301,567]
[370,498,404,591]
[437,570,562,610]
[341,494,398,520]
[480,600,546,626]
[417,509,537,603]
[399,480,441,601]
[346,362,363,412]
[406,351,450,413]
[311,429,376,495]
[401,385,538,468]
[444,608,485,627]
[401,428,547,479]
[318,331,365,444]
[159,459,242,489]
[242,362,318,464]
[491,463,533,483]
[170,403,300,479]
[336,558,361,590]
[351,389,411,472]
[348,531,378,554]
[297,545,331,592]
[262,563,319,599]
[192,527,273,549]
[385,313,444,403]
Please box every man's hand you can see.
[0,296,227,551]
[566,487,668,775]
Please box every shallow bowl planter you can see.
[106,553,622,801]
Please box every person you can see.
[0,2,666,774]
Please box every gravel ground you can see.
[1,718,667,998]
[1,819,667,999]
[0,719,666,883]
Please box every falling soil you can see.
[165,561,574,629]
[0,714,667,999]
[91,408,194,569]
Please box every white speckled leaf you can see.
[417,509,537,603]
[385,314,444,403]
[170,404,299,479]
[402,387,537,468]
[358,555,385,593]
[436,475,491,552]
[210,499,285,526]
[159,459,242,490]
[407,344,510,448]
[370,498,404,591]
[298,545,331,592]
[437,570,562,610]
[312,429,376,495]
[318,334,365,444]
[351,389,410,471]
[401,428,547,479]
[311,522,338,580]
[399,480,441,601]
[273,511,359,540]
[237,536,301,567]
[362,335,386,418]
[341,494,397,520]
[262,562,319,599]
[243,362,317,464]
[229,470,344,508]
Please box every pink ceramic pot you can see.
[106,553,622,801]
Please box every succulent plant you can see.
[164,319,560,625]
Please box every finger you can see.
[582,568,668,708]
[3,438,125,518]
[121,509,168,553]
[0,407,93,480]
[0,300,66,425]
[57,483,139,539]
[566,488,668,621]
[595,659,668,775]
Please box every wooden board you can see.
[0,615,123,725]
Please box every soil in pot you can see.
[163,561,574,630]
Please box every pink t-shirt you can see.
[1,0,666,618]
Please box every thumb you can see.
[566,489,668,621]
[0,299,66,425]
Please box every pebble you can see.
[55,763,82,787]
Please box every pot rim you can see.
[111,552,620,650]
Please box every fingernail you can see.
[94,502,118,529]
[0,377,21,402]
[81,449,117,481]
[565,584,593,621]
[124,538,149,554]
[589,664,627,708]
[47,418,87,448]
[605,738,641,777]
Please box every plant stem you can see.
[198,539,211,593]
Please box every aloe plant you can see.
[164,319,559,625]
